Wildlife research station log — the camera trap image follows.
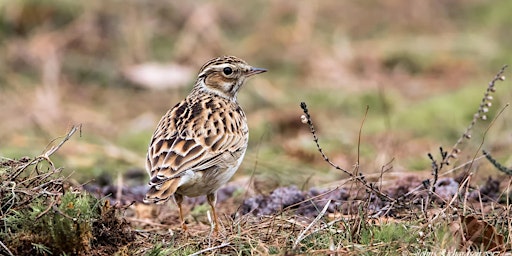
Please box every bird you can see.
[143,56,266,232]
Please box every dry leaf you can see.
[459,215,505,252]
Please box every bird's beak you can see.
[246,67,267,77]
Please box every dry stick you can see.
[355,105,370,173]
[293,199,331,250]
[0,240,14,256]
[9,157,43,181]
[440,155,486,177]
[442,65,508,167]
[430,174,473,223]
[282,186,339,212]
[462,174,472,216]
[9,124,81,180]
[300,102,395,203]
[457,88,509,217]
[189,242,230,256]
[2,182,17,215]
[43,124,81,158]
[425,66,508,213]
[35,196,60,220]
[391,155,489,203]
[52,205,77,221]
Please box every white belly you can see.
[176,150,246,197]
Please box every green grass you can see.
[1,0,512,255]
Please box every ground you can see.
[1,1,512,255]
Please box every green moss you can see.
[3,192,102,255]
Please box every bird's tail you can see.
[143,178,180,204]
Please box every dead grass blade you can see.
[189,242,231,256]
[293,199,331,249]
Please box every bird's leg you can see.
[206,192,219,233]
[174,194,187,231]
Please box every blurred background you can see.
[0,0,511,190]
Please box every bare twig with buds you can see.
[427,65,508,190]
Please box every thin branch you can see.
[189,242,231,256]
[0,240,14,256]
[483,150,512,175]
[52,205,77,221]
[442,65,507,167]
[293,199,331,249]
[36,196,60,220]
[8,125,81,181]
[356,105,370,173]
[300,102,395,203]
[44,124,81,158]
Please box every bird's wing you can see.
[143,96,248,203]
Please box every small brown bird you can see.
[143,56,266,232]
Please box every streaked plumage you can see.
[143,56,266,232]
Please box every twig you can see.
[8,125,81,180]
[483,150,512,175]
[283,186,339,212]
[2,182,17,215]
[424,66,508,207]
[52,205,77,221]
[44,124,81,158]
[356,105,370,173]
[442,65,507,167]
[300,102,395,203]
[189,242,231,256]
[36,196,60,220]
[0,240,14,256]
[293,199,331,249]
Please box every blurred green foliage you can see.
[0,0,510,186]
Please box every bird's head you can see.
[193,56,267,100]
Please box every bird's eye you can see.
[223,67,233,75]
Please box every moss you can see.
[3,192,100,255]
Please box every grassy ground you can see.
[1,0,512,255]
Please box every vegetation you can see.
[1,0,511,255]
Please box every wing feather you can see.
[143,95,248,203]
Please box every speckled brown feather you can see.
[144,93,248,203]
[143,56,263,204]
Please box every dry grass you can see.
[1,0,512,255]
